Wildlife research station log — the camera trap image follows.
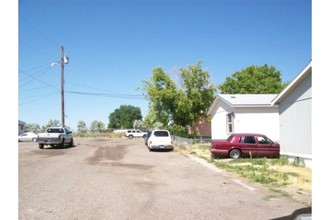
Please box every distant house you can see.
[18,120,26,135]
[189,117,211,137]
[208,94,279,142]
[271,62,312,168]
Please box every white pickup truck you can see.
[37,127,74,149]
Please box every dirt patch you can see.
[109,162,153,170]
[86,145,128,164]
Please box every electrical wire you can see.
[19,15,60,49]
[65,90,144,100]
[19,68,59,91]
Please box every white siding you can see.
[210,102,233,139]
[210,102,279,141]
[234,107,280,142]
[278,74,312,158]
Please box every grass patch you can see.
[74,132,125,138]
[174,142,311,203]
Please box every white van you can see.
[147,130,173,151]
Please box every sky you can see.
[18,0,312,131]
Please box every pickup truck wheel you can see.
[69,138,74,147]
[39,144,44,149]
[60,139,65,148]
[229,149,241,159]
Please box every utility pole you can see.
[60,46,68,127]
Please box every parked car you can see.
[147,130,173,151]
[18,132,38,142]
[210,133,280,159]
[144,130,152,146]
[125,129,147,139]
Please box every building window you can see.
[226,112,234,134]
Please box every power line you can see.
[19,92,58,105]
[65,81,140,95]
[19,68,59,91]
[19,41,58,60]
[65,91,145,100]
[19,65,53,83]
[19,15,60,49]
[65,81,145,99]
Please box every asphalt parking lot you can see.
[19,137,310,219]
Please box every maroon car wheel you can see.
[229,149,241,159]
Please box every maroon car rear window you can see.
[227,134,234,142]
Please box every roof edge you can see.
[271,61,312,105]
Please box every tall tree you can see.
[42,119,61,131]
[77,120,88,133]
[179,61,217,123]
[219,64,287,94]
[108,105,142,129]
[24,123,41,133]
[90,120,105,133]
[142,61,217,127]
[133,119,145,129]
[142,67,177,126]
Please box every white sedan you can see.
[18,132,38,142]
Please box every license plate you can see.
[159,145,164,148]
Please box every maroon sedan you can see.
[210,133,280,159]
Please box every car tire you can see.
[128,135,133,139]
[60,139,65,148]
[69,138,74,147]
[39,144,44,149]
[229,149,241,159]
[32,138,37,142]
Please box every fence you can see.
[172,135,212,145]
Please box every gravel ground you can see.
[19,137,311,220]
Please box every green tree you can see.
[24,123,41,133]
[90,120,105,133]
[178,61,217,124]
[108,105,142,129]
[133,119,145,129]
[142,61,217,128]
[219,64,288,94]
[77,120,88,133]
[142,67,177,126]
[42,119,61,131]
